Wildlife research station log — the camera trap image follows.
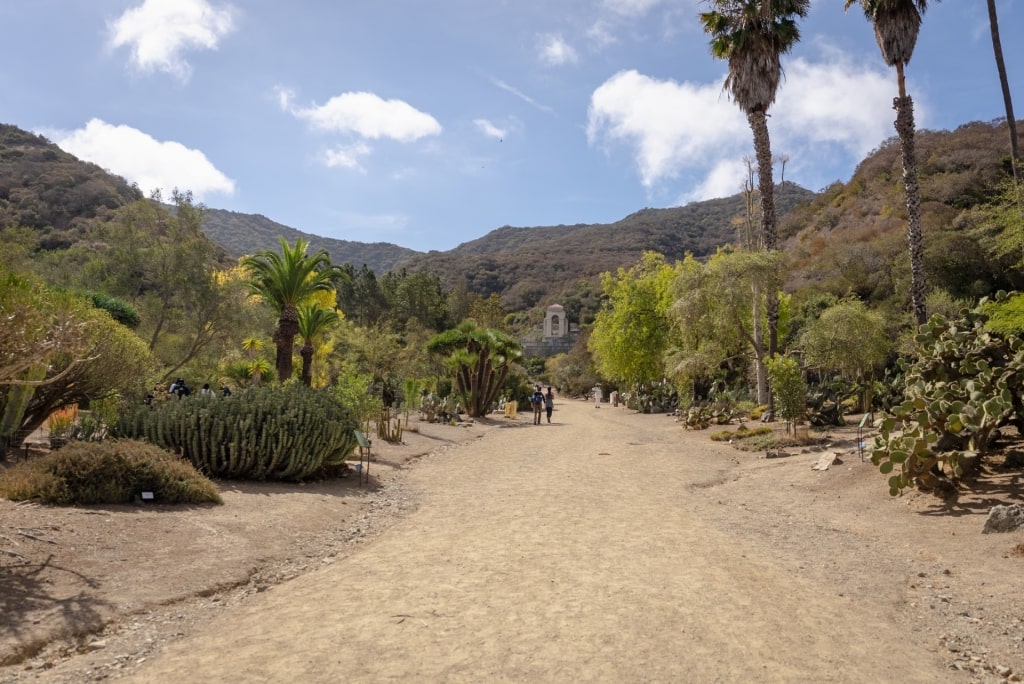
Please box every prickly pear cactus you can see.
[873,294,1024,495]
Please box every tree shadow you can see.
[916,466,1023,517]
[0,554,112,664]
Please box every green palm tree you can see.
[701,0,810,363]
[296,302,341,387]
[845,0,935,325]
[427,321,523,418]
[242,237,341,382]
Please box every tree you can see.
[427,321,523,418]
[986,0,1020,179]
[764,355,807,434]
[845,0,935,325]
[242,237,342,382]
[380,269,450,333]
[467,293,507,330]
[334,264,387,327]
[701,0,810,363]
[8,290,154,438]
[798,298,890,412]
[668,248,784,402]
[588,252,680,388]
[296,302,341,387]
[87,192,246,378]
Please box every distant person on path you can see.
[531,385,544,425]
[544,387,554,423]
[200,383,214,397]
[593,384,603,408]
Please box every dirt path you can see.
[105,399,993,682]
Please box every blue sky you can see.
[2,1,1021,253]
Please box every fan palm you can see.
[427,321,523,418]
[296,302,341,387]
[845,0,935,324]
[701,0,809,362]
[242,237,341,382]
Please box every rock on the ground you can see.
[982,504,1024,534]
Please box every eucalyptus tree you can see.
[700,0,810,361]
[845,0,936,325]
[242,237,342,382]
[296,302,341,387]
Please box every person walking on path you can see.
[593,384,603,408]
[531,385,545,425]
[544,387,555,423]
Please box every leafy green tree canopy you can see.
[589,252,681,387]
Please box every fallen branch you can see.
[16,528,58,545]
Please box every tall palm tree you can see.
[701,0,809,419]
[242,237,340,382]
[845,0,934,325]
[296,302,340,387]
[986,0,1020,179]
[701,0,809,363]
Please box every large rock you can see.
[982,504,1024,534]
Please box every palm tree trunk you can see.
[300,343,314,386]
[749,109,779,417]
[987,0,1020,179]
[274,306,300,381]
[893,95,928,325]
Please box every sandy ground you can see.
[2,397,1024,683]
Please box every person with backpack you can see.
[531,385,544,425]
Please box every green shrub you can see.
[114,384,358,481]
[0,439,221,505]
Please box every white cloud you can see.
[324,143,373,173]
[588,51,899,199]
[772,56,897,161]
[586,21,618,49]
[286,91,442,142]
[682,158,750,203]
[107,0,235,81]
[539,34,579,66]
[587,69,747,189]
[474,119,507,140]
[51,119,234,199]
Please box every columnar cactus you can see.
[115,385,358,480]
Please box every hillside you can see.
[395,183,817,310]
[201,208,417,275]
[0,124,142,248]
[779,119,1023,306]
[3,119,1021,322]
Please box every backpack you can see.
[531,392,543,407]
